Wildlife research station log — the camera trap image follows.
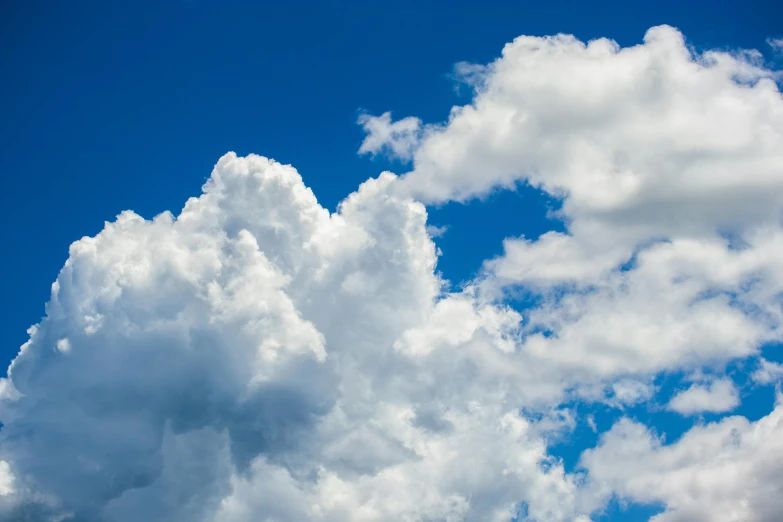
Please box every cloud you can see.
[753,358,783,385]
[3,25,783,522]
[582,398,783,521]
[769,37,783,53]
[425,224,449,238]
[364,25,783,394]
[606,380,656,408]
[357,112,422,162]
[0,153,595,521]
[0,461,13,496]
[490,232,783,389]
[667,378,740,416]
[397,25,782,209]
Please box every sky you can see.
[1,1,783,521]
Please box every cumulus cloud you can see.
[0,462,13,496]
[0,154,596,521]
[362,25,783,394]
[582,398,783,521]
[3,24,783,522]
[396,25,783,209]
[753,358,783,385]
[425,224,449,238]
[357,112,422,162]
[667,378,740,416]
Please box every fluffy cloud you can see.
[752,358,783,385]
[582,397,783,521]
[0,462,12,496]
[396,25,783,211]
[0,154,594,521]
[370,24,783,521]
[667,378,740,416]
[357,112,423,162]
[367,25,783,394]
[2,25,783,522]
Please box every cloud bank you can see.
[2,25,782,522]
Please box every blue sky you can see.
[2,1,783,521]
[3,0,780,362]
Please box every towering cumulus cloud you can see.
[2,26,783,522]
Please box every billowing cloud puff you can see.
[358,112,423,162]
[583,398,783,522]
[370,25,783,396]
[667,378,740,416]
[2,25,783,522]
[0,154,592,521]
[753,358,783,385]
[398,26,783,214]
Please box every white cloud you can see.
[3,25,783,522]
[357,112,422,162]
[582,398,783,521]
[398,26,783,210]
[768,37,783,53]
[668,378,740,416]
[55,338,71,354]
[608,380,656,408]
[586,415,597,434]
[499,233,782,388]
[0,461,13,496]
[753,358,783,385]
[365,25,783,392]
[0,153,594,521]
[425,224,449,238]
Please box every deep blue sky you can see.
[1,0,781,374]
